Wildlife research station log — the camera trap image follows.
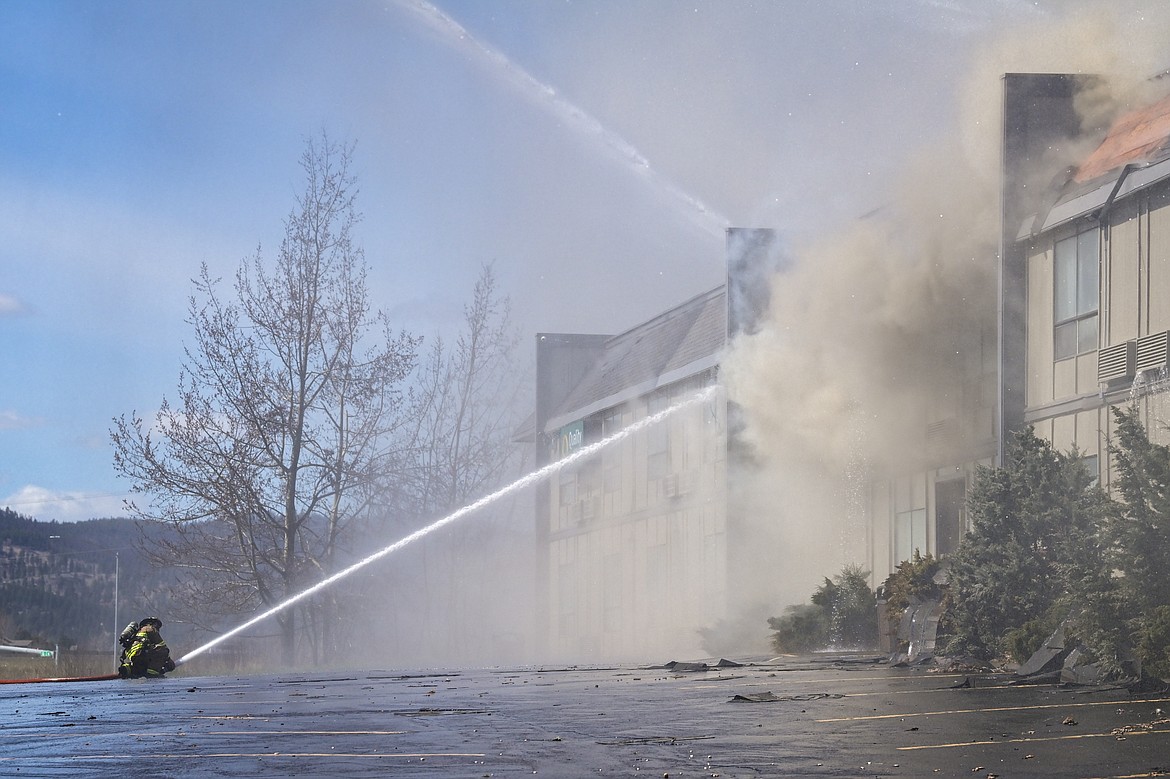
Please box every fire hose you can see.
[0,658,190,685]
[0,644,185,685]
[0,673,122,685]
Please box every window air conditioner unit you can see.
[1097,340,1136,384]
[662,474,679,498]
[926,418,957,441]
[1135,331,1169,374]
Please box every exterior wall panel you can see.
[1052,410,1075,453]
[1032,416,1054,444]
[1027,245,1055,406]
[1108,202,1142,341]
[1076,352,1098,395]
[1053,357,1077,400]
[1075,409,1100,460]
[1149,191,1170,334]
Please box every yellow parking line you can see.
[128,730,408,736]
[842,683,1027,698]
[190,715,270,720]
[817,697,1170,722]
[898,727,1170,750]
[708,673,973,686]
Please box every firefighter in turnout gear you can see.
[118,617,176,678]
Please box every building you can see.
[525,72,1170,660]
[864,72,1170,586]
[865,74,1091,584]
[1017,76,1170,478]
[527,230,780,661]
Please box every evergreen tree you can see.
[1101,406,1170,678]
[942,427,1110,661]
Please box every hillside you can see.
[0,508,165,650]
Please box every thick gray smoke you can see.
[720,2,1170,617]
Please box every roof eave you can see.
[1018,157,1170,240]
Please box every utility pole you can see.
[113,552,119,657]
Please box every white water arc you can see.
[397,0,729,239]
[177,384,720,665]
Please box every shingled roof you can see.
[543,285,726,432]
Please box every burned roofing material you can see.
[1022,81,1170,238]
[1073,90,1170,184]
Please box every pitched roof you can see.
[543,285,726,431]
[1020,81,1170,238]
[1074,90,1170,184]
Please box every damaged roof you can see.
[543,285,726,432]
[1073,89,1170,184]
[1024,81,1170,238]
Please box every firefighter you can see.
[117,617,177,678]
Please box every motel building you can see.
[522,73,1170,661]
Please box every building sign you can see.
[550,420,584,460]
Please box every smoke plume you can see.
[720,2,1170,615]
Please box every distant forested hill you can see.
[0,508,173,649]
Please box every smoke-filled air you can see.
[9,0,1170,675]
[720,1,1170,614]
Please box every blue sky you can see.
[0,0,1126,521]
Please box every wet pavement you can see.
[2,654,1169,778]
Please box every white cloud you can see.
[0,410,43,430]
[0,293,27,316]
[2,485,127,523]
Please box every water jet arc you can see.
[177,385,720,666]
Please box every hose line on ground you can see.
[0,673,121,685]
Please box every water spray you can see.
[397,0,729,239]
[177,385,720,666]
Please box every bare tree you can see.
[404,263,527,516]
[370,263,531,662]
[111,134,418,664]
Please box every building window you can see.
[602,408,623,493]
[577,455,600,496]
[895,509,927,564]
[602,408,624,437]
[558,469,576,506]
[647,392,672,481]
[1054,229,1099,360]
[1082,454,1099,488]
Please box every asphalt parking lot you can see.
[2,654,1168,778]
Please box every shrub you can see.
[880,551,943,653]
[1003,615,1060,665]
[769,564,877,654]
[881,551,942,613]
[768,604,829,654]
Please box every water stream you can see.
[177,384,720,665]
